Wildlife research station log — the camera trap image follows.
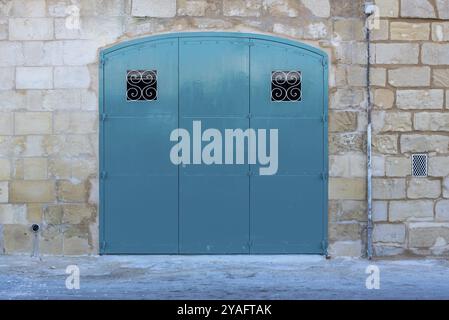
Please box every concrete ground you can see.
[0,255,448,300]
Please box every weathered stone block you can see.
[44,205,63,225]
[386,156,410,177]
[177,0,208,16]
[54,112,97,134]
[390,22,430,41]
[400,134,449,153]
[10,0,46,17]
[9,18,54,40]
[14,112,52,135]
[436,200,449,221]
[373,244,405,256]
[57,180,86,203]
[444,177,449,198]
[371,68,386,86]
[333,19,364,41]
[132,0,176,17]
[0,41,23,67]
[23,41,63,66]
[26,203,42,223]
[23,158,47,180]
[329,133,366,154]
[432,22,449,41]
[0,67,15,90]
[372,134,398,154]
[3,224,32,253]
[347,65,367,86]
[415,113,449,132]
[40,225,63,255]
[436,0,449,19]
[0,158,10,180]
[373,201,388,222]
[328,240,362,257]
[329,178,366,200]
[389,200,434,221]
[0,204,27,224]
[373,223,405,243]
[329,154,365,177]
[54,66,90,89]
[429,157,449,177]
[330,88,365,109]
[388,67,430,87]
[409,222,449,248]
[16,67,53,89]
[372,178,406,200]
[407,178,441,199]
[62,40,98,66]
[371,20,389,41]
[223,0,262,17]
[397,90,444,110]
[0,112,13,135]
[372,155,386,177]
[374,89,394,109]
[372,111,412,132]
[375,0,399,17]
[302,0,330,17]
[422,44,449,65]
[375,43,419,64]
[10,180,55,203]
[0,181,8,203]
[330,222,364,241]
[329,111,358,132]
[400,0,436,18]
[62,204,94,224]
[330,200,366,222]
[433,69,449,87]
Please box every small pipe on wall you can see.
[365,2,376,260]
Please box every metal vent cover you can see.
[412,154,428,177]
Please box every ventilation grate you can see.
[412,154,428,177]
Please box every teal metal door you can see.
[100,33,328,255]
[179,38,250,253]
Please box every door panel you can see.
[249,39,326,253]
[179,38,250,253]
[102,39,179,253]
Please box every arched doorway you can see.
[99,33,328,254]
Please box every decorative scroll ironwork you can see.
[126,70,157,101]
[271,71,302,102]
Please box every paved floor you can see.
[0,255,448,299]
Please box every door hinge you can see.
[100,55,107,67]
[321,114,328,123]
[101,241,107,251]
[322,57,328,67]
[321,172,329,180]
[100,113,107,122]
[321,239,329,258]
[100,171,108,180]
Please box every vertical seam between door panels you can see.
[177,38,180,254]
[248,39,252,254]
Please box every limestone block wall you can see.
[0,0,447,257]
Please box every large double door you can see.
[101,34,328,254]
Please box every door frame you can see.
[99,32,329,255]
